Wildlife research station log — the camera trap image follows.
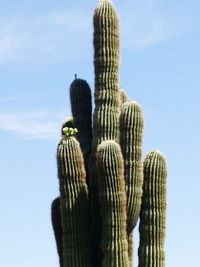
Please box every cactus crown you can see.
[62,127,78,137]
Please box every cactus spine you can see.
[51,1,167,267]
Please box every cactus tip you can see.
[153,149,166,159]
[62,127,78,137]
[145,149,167,164]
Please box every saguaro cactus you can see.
[51,1,167,267]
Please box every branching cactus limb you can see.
[120,101,144,233]
[57,136,92,267]
[120,101,144,266]
[70,78,92,160]
[96,140,129,267]
[51,197,64,267]
[138,150,167,267]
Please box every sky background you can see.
[0,0,199,266]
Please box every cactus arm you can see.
[120,101,144,266]
[120,101,144,233]
[57,136,92,267]
[70,78,92,160]
[51,197,64,267]
[96,140,129,267]
[138,150,167,267]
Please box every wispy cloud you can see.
[120,1,185,49]
[123,17,177,49]
[0,111,70,140]
[0,1,187,64]
[0,10,92,64]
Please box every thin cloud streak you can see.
[0,2,186,64]
[120,1,184,49]
[0,10,91,64]
[0,111,70,140]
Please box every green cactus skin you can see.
[57,136,92,267]
[51,197,64,267]
[120,101,144,233]
[96,140,129,267]
[120,101,144,266]
[92,0,120,146]
[138,150,167,267]
[128,233,133,267]
[70,78,92,159]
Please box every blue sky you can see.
[0,0,199,266]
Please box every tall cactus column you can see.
[70,78,92,162]
[138,151,167,267]
[92,0,120,145]
[96,141,129,267]
[57,137,92,267]
[90,0,121,265]
[120,101,144,266]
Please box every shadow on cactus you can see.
[51,0,167,266]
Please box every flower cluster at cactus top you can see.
[62,127,78,137]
